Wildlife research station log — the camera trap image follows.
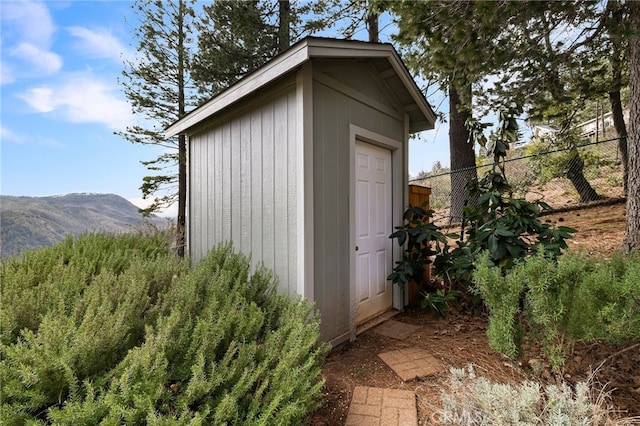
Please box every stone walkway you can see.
[378,348,444,381]
[372,319,421,340]
[345,386,417,426]
[344,319,446,425]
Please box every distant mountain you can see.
[0,193,167,259]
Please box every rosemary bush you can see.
[473,250,640,370]
[1,234,328,424]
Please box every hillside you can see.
[0,193,166,258]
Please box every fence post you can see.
[407,185,432,305]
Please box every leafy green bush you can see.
[472,254,526,358]
[0,231,177,346]
[1,234,328,424]
[387,204,461,316]
[1,232,188,424]
[421,289,460,318]
[473,251,640,370]
[390,108,575,320]
[433,106,575,288]
[388,203,447,287]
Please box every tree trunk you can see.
[609,90,628,195]
[367,13,379,43]
[177,134,187,257]
[278,0,291,53]
[623,0,640,251]
[566,149,600,203]
[608,1,628,195]
[177,0,187,257]
[449,83,477,224]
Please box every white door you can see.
[355,140,393,323]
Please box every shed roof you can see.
[166,37,436,138]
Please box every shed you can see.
[166,37,436,345]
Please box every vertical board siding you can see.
[286,91,298,289]
[273,96,289,291]
[188,88,297,295]
[240,115,252,255]
[262,103,275,273]
[313,80,404,341]
[200,134,209,252]
[189,141,200,259]
[250,109,263,261]
[222,123,232,242]
[231,119,242,244]
[214,127,223,241]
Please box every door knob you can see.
[355,246,359,251]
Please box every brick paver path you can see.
[372,319,421,340]
[345,386,417,426]
[378,348,444,381]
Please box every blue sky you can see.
[1,1,452,217]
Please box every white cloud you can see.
[1,1,62,79]
[18,74,133,130]
[10,42,63,74]
[1,1,55,46]
[0,126,25,144]
[67,26,133,63]
[18,86,56,112]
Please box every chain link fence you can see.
[410,137,626,226]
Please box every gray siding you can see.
[314,61,396,108]
[313,78,405,341]
[188,89,298,295]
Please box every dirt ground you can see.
[311,201,640,425]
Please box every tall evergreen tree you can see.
[383,1,507,223]
[623,0,640,251]
[569,1,630,193]
[486,1,619,202]
[192,0,323,99]
[119,0,197,257]
[387,1,616,207]
[278,0,292,51]
[307,1,380,42]
[192,1,280,98]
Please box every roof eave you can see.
[165,38,436,138]
[165,40,311,138]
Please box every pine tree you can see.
[386,1,618,207]
[383,1,507,223]
[192,0,321,99]
[623,0,640,251]
[567,1,630,193]
[486,1,618,202]
[326,1,381,43]
[118,0,198,256]
[192,1,280,98]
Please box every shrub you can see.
[0,231,177,346]
[387,203,447,288]
[0,231,187,424]
[472,253,526,358]
[1,235,328,424]
[434,365,636,425]
[472,251,640,370]
[435,106,575,289]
